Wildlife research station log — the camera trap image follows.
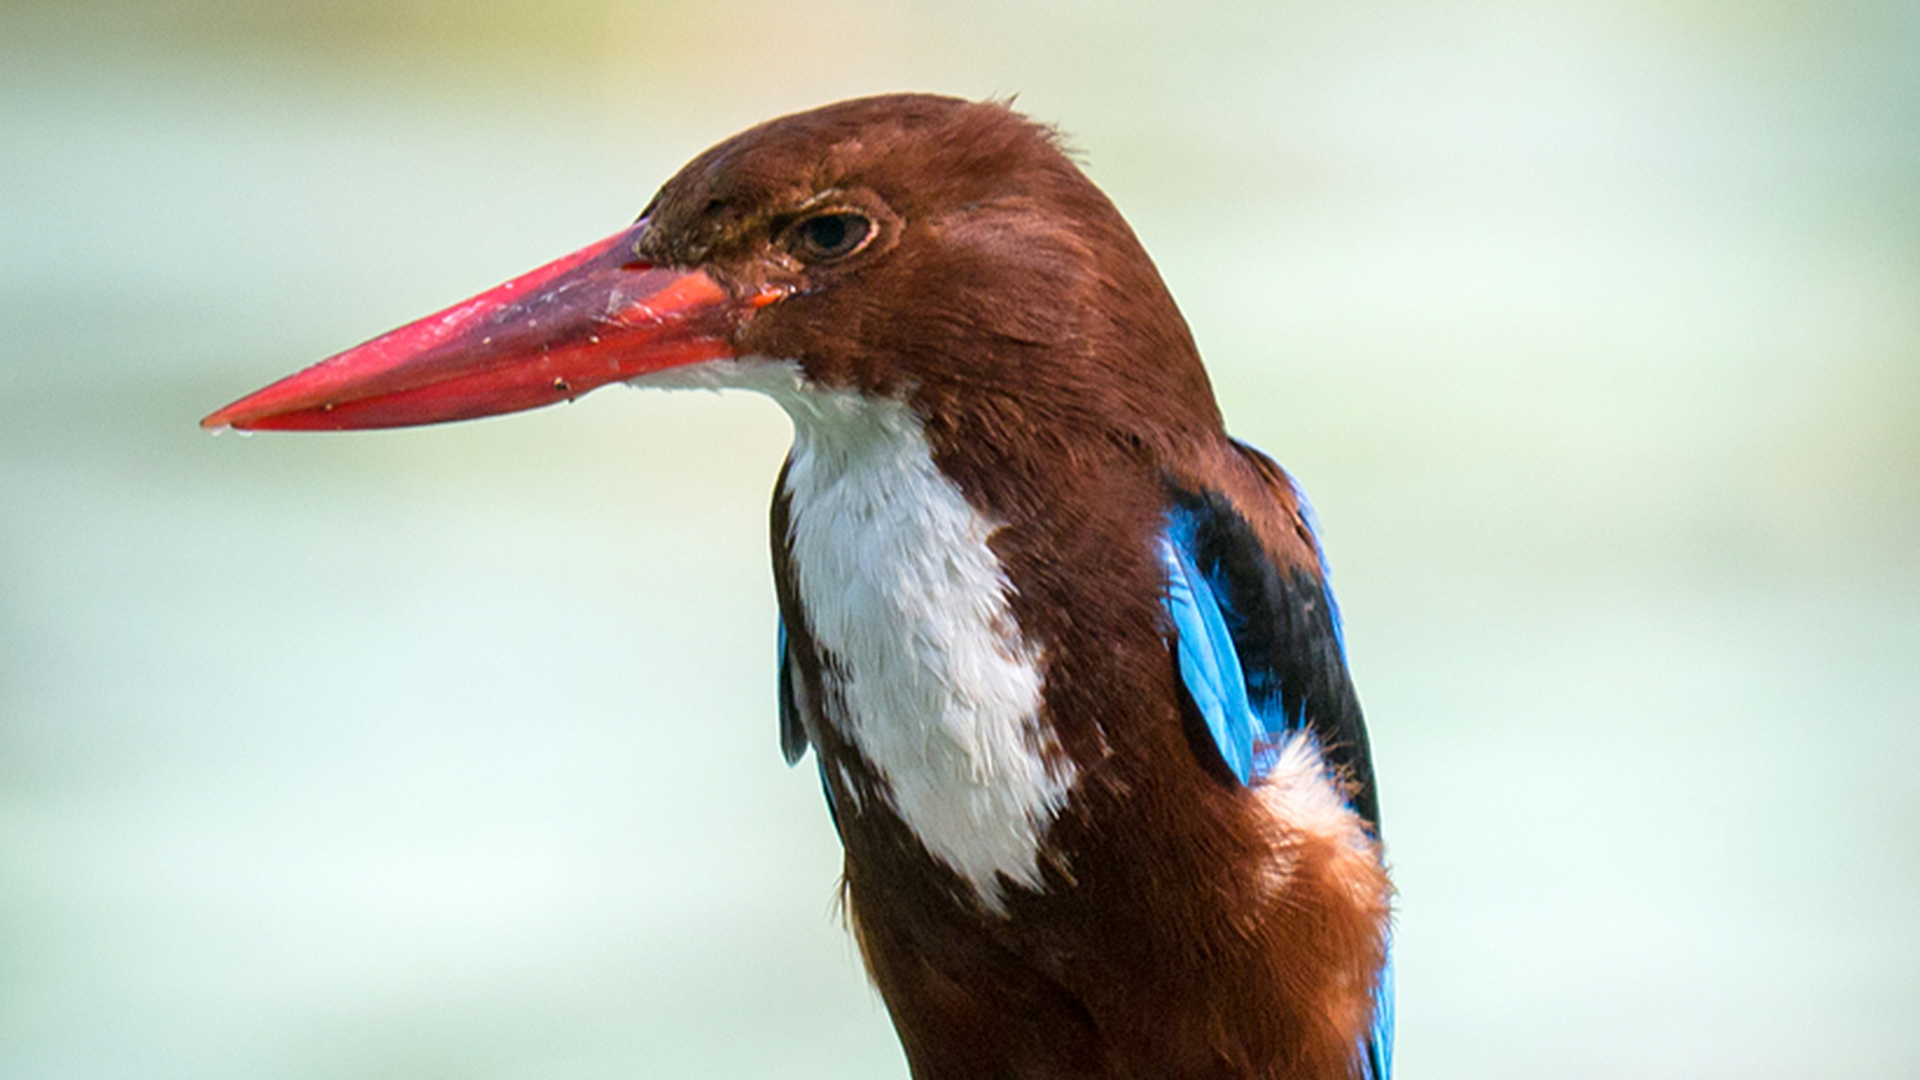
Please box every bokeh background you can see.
[4,1,1916,1076]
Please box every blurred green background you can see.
[3,0,1916,1076]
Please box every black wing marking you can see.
[777,617,810,765]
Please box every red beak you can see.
[201,222,770,431]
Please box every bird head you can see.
[202,94,1222,452]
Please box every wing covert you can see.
[1160,445,1380,830]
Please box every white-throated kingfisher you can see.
[204,95,1393,1080]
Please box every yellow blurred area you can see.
[2,1,1915,1077]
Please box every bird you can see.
[203,94,1393,1080]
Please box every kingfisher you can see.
[204,94,1393,1080]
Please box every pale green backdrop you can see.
[3,1,1916,1076]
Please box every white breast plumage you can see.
[633,358,1076,910]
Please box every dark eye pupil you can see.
[802,213,868,257]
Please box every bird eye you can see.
[789,211,872,262]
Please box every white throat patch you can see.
[632,358,1075,910]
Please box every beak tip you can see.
[200,400,262,432]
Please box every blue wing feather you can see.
[1161,520,1268,784]
[777,617,809,765]
[1159,505,1303,785]
[1362,942,1395,1080]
